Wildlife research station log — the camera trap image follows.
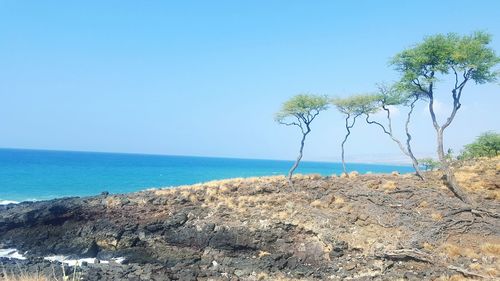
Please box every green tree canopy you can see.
[331,94,380,116]
[275,94,329,126]
[459,132,500,159]
[392,31,499,91]
[377,83,428,107]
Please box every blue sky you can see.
[1,0,499,163]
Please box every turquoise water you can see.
[0,149,414,202]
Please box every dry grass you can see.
[422,242,434,251]
[431,212,444,221]
[309,194,336,209]
[104,196,122,208]
[0,269,80,281]
[434,275,472,281]
[257,250,270,258]
[441,243,462,258]
[381,180,397,191]
[0,275,48,281]
[153,188,175,196]
[179,189,192,198]
[455,171,490,192]
[1,268,69,281]
[468,263,481,270]
[349,171,359,177]
[452,156,500,200]
[485,267,499,277]
[441,243,479,259]
[366,179,382,189]
[256,272,269,280]
[480,243,500,256]
[419,200,429,208]
[333,196,345,204]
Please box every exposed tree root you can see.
[375,249,434,263]
[448,265,489,279]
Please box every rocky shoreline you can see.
[1,158,499,280]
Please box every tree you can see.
[276,94,329,185]
[332,94,379,175]
[364,84,425,179]
[391,31,500,203]
[419,158,440,171]
[459,131,500,159]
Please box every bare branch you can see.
[365,114,390,135]
[278,121,300,127]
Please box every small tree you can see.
[459,131,500,159]
[364,84,425,179]
[419,158,440,171]
[276,94,329,185]
[332,94,379,175]
[391,31,500,203]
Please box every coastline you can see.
[0,149,414,202]
[1,157,499,280]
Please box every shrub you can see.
[459,132,500,159]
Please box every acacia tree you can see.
[332,95,378,175]
[392,31,499,203]
[276,94,329,185]
[364,84,425,179]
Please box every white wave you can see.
[0,248,125,265]
[44,255,125,266]
[0,200,19,205]
[0,248,26,260]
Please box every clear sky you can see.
[1,0,499,163]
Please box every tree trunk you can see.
[365,104,424,180]
[341,135,348,176]
[407,147,423,180]
[341,114,357,176]
[405,98,425,180]
[436,129,471,204]
[288,131,309,185]
[429,94,471,204]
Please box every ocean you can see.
[0,149,414,202]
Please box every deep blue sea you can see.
[0,149,414,202]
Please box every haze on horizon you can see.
[1,1,499,163]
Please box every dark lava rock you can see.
[330,240,348,258]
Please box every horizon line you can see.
[0,147,413,167]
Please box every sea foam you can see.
[44,256,125,265]
[0,248,26,260]
[0,200,19,205]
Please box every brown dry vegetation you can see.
[0,272,48,281]
[453,156,500,200]
[0,275,73,281]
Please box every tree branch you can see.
[365,113,410,157]
[365,114,390,135]
[278,120,297,126]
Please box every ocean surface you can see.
[0,149,414,202]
